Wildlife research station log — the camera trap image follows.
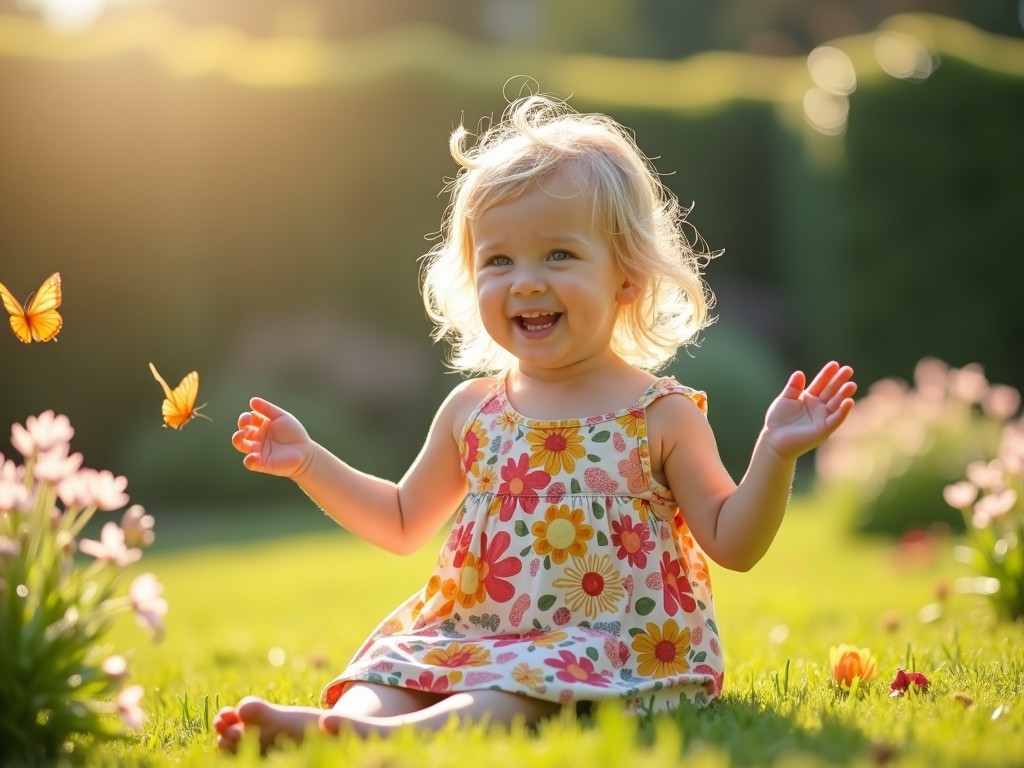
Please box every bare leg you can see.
[320,688,561,738]
[213,684,446,754]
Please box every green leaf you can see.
[571,479,582,494]
[538,594,557,611]
[635,597,656,616]
[597,531,609,547]
[591,430,611,442]
[592,501,605,519]
[586,646,600,661]
[514,520,529,537]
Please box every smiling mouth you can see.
[517,312,561,332]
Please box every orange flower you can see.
[829,644,877,687]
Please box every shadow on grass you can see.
[648,695,874,765]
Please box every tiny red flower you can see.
[889,668,930,697]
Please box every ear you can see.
[615,277,641,306]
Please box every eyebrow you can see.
[474,233,589,253]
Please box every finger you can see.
[781,370,806,399]
[817,365,855,402]
[827,381,858,410]
[250,396,290,420]
[825,396,855,429]
[805,361,841,398]
[236,411,255,430]
[242,452,263,471]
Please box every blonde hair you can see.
[420,94,716,374]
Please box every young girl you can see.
[214,95,856,752]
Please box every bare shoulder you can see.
[646,387,717,478]
[439,376,498,440]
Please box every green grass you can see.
[80,495,1023,767]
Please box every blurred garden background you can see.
[0,0,1022,517]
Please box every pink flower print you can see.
[617,448,647,494]
[545,481,566,504]
[612,432,627,452]
[497,454,550,521]
[479,530,522,602]
[693,663,724,696]
[603,635,630,669]
[461,420,487,476]
[553,607,571,625]
[645,572,662,590]
[610,515,655,568]
[501,439,513,455]
[482,396,504,415]
[660,551,696,615]
[545,650,611,687]
[691,626,703,645]
[449,521,475,568]
[509,593,531,627]
[584,467,619,494]
[406,671,454,694]
[529,558,540,577]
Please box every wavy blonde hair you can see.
[420,95,716,374]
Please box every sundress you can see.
[322,376,724,713]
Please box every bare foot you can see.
[213,696,323,753]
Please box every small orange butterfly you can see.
[0,272,62,343]
[149,362,211,430]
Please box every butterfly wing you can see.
[0,279,31,344]
[150,362,205,429]
[23,272,63,343]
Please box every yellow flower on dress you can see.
[455,551,487,608]
[531,504,594,564]
[829,644,877,688]
[528,630,570,648]
[552,553,626,619]
[527,426,587,475]
[511,662,546,692]
[423,642,491,668]
[615,408,646,438]
[477,465,498,494]
[413,575,458,622]
[631,619,692,678]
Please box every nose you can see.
[509,264,546,295]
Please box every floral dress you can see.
[322,377,723,713]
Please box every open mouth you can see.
[516,312,561,332]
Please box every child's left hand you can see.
[762,361,856,459]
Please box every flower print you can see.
[612,432,627,452]
[552,553,626,619]
[461,419,488,476]
[423,642,491,668]
[497,453,550,520]
[617,448,646,494]
[660,551,696,615]
[693,663,724,696]
[456,550,487,608]
[545,649,611,687]
[448,521,475,568]
[477,465,498,494]
[630,498,652,522]
[610,515,655,567]
[414,575,458,622]
[829,644,877,688]
[511,662,546,693]
[527,426,586,475]
[406,670,463,693]
[545,481,567,504]
[531,504,594,564]
[616,407,646,438]
[480,530,522,602]
[492,629,570,648]
[495,410,519,432]
[583,467,619,494]
[631,619,692,678]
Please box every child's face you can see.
[470,167,637,378]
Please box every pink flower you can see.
[121,505,155,548]
[79,523,141,567]
[32,444,83,485]
[116,685,146,730]
[544,649,611,687]
[889,668,930,697]
[129,573,168,641]
[610,515,655,568]
[10,410,74,457]
[479,530,522,602]
[497,454,550,521]
[102,655,130,684]
[58,469,129,511]
[942,481,978,510]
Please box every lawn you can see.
[86,493,1023,767]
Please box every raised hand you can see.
[231,397,315,478]
[762,361,856,460]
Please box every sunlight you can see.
[17,0,161,33]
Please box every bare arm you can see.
[654,362,856,571]
[230,379,489,555]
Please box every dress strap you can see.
[637,377,708,416]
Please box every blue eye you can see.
[549,250,573,261]
[487,255,513,267]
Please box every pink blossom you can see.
[33,445,83,485]
[79,522,141,567]
[889,668,930,697]
[130,573,168,641]
[942,481,978,510]
[60,469,129,511]
[102,655,129,684]
[972,489,1017,528]
[121,505,155,548]
[10,411,74,457]
[116,685,146,730]
[982,384,1021,420]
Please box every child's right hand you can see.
[231,397,315,478]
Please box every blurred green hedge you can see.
[0,12,1020,506]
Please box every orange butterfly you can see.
[0,272,62,343]
[149,362,211,430]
